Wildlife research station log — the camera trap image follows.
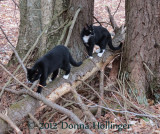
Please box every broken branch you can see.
[0,112,22,134]
[0,63,93,134]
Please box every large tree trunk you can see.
[123,0,160,103]
[10,0,42,64]
[10,0,94,64]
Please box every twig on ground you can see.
[80,94,160,119]
[71,87,97,123]
[122,72,129,123]
[143,62,155,76]
[70,87,105,134]
[96,68,104,117]
[0,63,94,134]
[3,87,159,120]
[46,102,74,122]
[0,110,22,134]
[28,113,46,134]
[79,79,123,124]
[104,88,160,119]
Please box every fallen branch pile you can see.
[0,6,126,133]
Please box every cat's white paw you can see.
[49,78,52,82]
[89,56,93,59]
[95,49,100,53]
[26,80,32,84]
[98,53,103,57]
[63,74,69,79]
[98,50,105,57]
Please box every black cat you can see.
[27,45,82,93]
[81,24,122,59]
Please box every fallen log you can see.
[0,16,125,132]
[0,51,116,133]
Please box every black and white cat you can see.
[27,45,82,93]
[81,24,122,59]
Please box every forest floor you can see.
[0,0,160,134]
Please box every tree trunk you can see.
[123,0,160,103]
[10,0,42,64]
[66,0,94,61]
[10,0,94,64]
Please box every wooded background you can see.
[0,0,160,134]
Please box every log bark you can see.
[0,21,125,133]
[0,63,94,134]
[0,8,125,132]
[0,51,117,133]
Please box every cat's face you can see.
[27,68,41,83]
[83,24,94,36]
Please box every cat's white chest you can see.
[83,35,90,43]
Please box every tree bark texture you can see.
[123,0,160,103]
[0,14,125,132]
[10,0,94,64]
[10,0,42,64]
[66,0,94,61]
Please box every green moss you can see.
[10,96,30,110]
[10,102,23,110]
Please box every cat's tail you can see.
[108,37,122,50]
[69,53,83,67]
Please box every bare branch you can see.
[28,113,46,134]
[80,94,160,119]
[11,0,19,8]
[105,6,119,31]
[64,8,81,47]
[0,63,94,134]
[0,26,27,98]
[96,69,104,117]
[71,88,97,122]
[0,26,27,75]
[1,8,68,99]
[0,112,22,134]
[57,21,72,45]
[71,87,105,134]
[113,0,122,17]
[93,16,102,26]
[79,79,123,124]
